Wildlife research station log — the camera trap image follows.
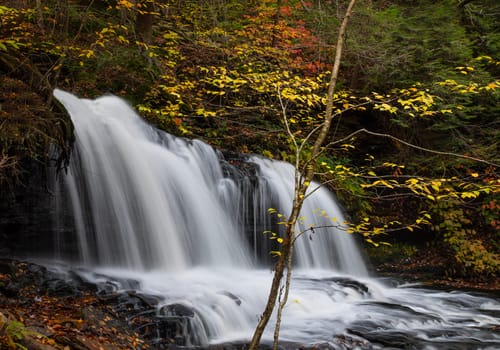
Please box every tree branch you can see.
[458,0,475,9]
[331,128,500,168]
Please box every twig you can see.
[329,128,499,168]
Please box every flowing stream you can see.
[53,89,499,349]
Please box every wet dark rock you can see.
[160,303,196,317]
[207,340,339,350]
[92,273,141,291]
[129,291,163,309]
[0,260,92,299]
[95,288,118,300]
[331,334,372,349]
[111,292,153,314]
[27,262,47,274]
[42,278,81,297]
[347,328,417,349]
[327,277,370,294]
[67,270,98,292]
[220,151,259,179]
[55,334,103,350]
[218,290,242,305]
[0,260,13,274]
[96,280,123,294]
[359,301,442,322]
[1,281,19,298]
[0,171,74,260]
[148,317,191,346]
[92,282,198,348]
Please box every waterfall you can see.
[250,157,367,275]
[52,90,499,349]
[54,89,366,275]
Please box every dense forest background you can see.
[0,0,499,280]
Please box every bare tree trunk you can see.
[248,1,357,349]
[136,0,155,43]
[34,0,44,29]
[272,232,295,350]
[247,228,292,350]
[271,0,282,47]
[458,0,475,8]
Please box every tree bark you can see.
[458,0,475,8]
[136,0,155,43]
[34,0,44,29]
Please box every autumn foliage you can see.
[0,0,499,278]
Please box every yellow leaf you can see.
[365,238,379,247]
[487,82,498,90]
[431,181,441,192]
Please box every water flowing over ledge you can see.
[50,89,500,349]
[53,88,366,275]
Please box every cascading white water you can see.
[55,89,253,270]
[53,90,500,349]
[250,157,368,275]
[54,88,365,274]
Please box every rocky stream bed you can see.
[1,258,499,350]
[0,260,317,350]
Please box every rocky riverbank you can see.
[0,259,145,349]
[0,259,294,350]
[373,244,500,293]
[1,258,499,350]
